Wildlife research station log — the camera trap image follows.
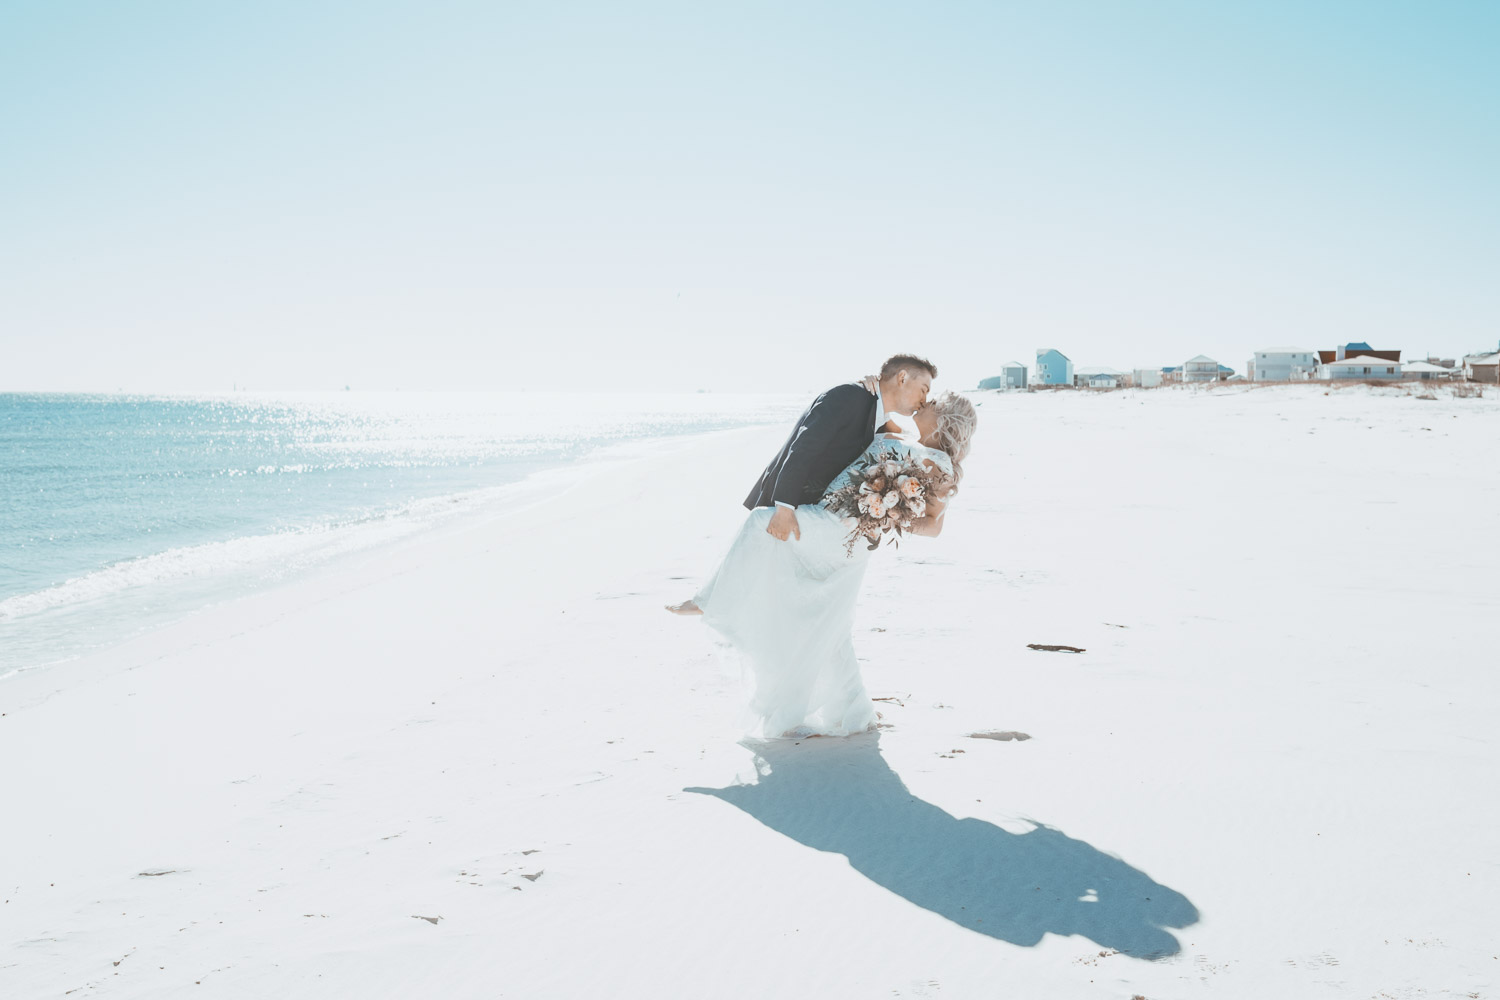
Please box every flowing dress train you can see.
[695,438,952,738]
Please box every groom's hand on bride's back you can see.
[767,505,801,541]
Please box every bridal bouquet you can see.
[822,450,956,553]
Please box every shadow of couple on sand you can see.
[685,732,1198,958]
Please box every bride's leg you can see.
[675,507,777,619]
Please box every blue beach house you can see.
[978,362,1028,391]
[1035,349,1074,386]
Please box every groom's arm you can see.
[769,383,870,509]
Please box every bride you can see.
[670,390,978,738]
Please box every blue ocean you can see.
[0,391,801,677]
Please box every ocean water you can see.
[0,391,802,677]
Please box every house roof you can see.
[1343,341,1373,351]
[1086,372,1122,380]
[1217,364,1234,372]
[1465,352,1500,364]
[1402,361,1450,373]
[1075,366,1126,376]
[1330,355,1402,367]
[1001,361,1028,369]
[1320,348,1400,364]
[1184,354,1217,364]
[1254,346,1316,354]
[1161,366,1179,373]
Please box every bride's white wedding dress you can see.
[695,432,955,738]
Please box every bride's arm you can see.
[906,494,949,537]
[907,512,944,537]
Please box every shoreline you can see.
[0,421,790,684]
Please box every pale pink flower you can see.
[899,476,923,498]
[883,490,900,509]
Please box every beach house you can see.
[1462,348,1499,384]
[1073,366,1125,388]
[976,362,1029,390]
[1035,349,1074,386]
[1249,347,1318,381]
[1400,361,1452,382]
[1181,355,1223,383]
[1320,356,1402,380]
[1318,342,1401,366]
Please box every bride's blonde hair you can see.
[929,391,978,485]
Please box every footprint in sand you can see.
[969,731,1032,742]
[1285,951,1340,968]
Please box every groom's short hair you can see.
[880,354,937,380]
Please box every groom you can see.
[747,354,936,542]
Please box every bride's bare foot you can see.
[665,600,703,616]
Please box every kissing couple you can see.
[668,354,978,739]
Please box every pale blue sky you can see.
[2,0,1495,392]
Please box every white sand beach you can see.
[4,383,1497,999]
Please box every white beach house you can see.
[1181,355,1222,383]
[1249,347,1318,381]
[1320,356,1403,380]
[1401,361,1453,381]
[1132,368,1162,388]
[1073,366,1125,389]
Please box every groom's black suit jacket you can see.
[744,383,878,510]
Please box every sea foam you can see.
[0,391,804,676]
